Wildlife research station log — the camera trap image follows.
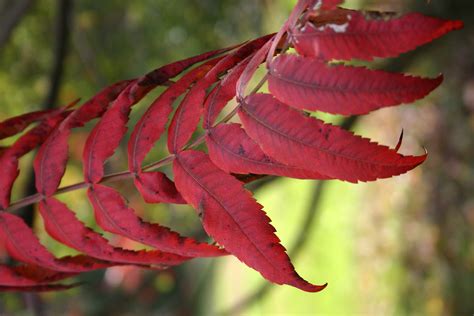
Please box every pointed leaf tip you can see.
[238,94,427,182]
[173,150,326,291]
[268,54,443,115]
[293,9,463,61]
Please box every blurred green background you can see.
[0,0,473,315]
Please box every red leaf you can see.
[266,0,309,65]
[0,212,110,272]
[34,81,131,196]
[237,39,273,100]
[128,58,222,174]
[0,109,58,140]
[203,59,250,129]
[0,264,74,287]
[87,184,225,258]
[206,123,330,179]
[173,150,326,292]
[292,8,463,61]
[131,44,241,99]
[84,46,234,183]
[268,54,443,115]
[39,198,190,266]
[134,172,186,204]
[238,94,427,182]
[0,111,71,208]
[83,83,137,183]
[168,36,273,153]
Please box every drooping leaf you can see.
[82,83,137,183]
[239,94,427,182]
[173,150,326,292]
[0,109,59,140]
[134,172,186,204]
[130,44,241,100]
[34,81,131,197]
[206,123,330,179]
[87,184,226,258]
[0,212,110,272]
[0,264,74,287]
[268,54,443,115]
[128,58,222,174]
[168,36,273,153]
[236,39,273,100]
[39,198,190,266]
[266,0,309,65]
[0,111,71,208]
[292,8,463,61]
[84,46,236,184]
[203,58,250,129]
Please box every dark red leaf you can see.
[237,39,273,100]
[0,109,58,140]
[0,212,111,272]
[34,81,131,197]
[168,36,273,153]
[84,46,235,184]
[203,59,250,129]
[206,123,330,179]
[87,184,225,258]
[238,94,427,182]
[128,58,222,174]
[0,111,71,208]
[173,150,326,292]
[268,54,443,115]
[131,44,241,99]
[82,83,137,183]
[39,198,190,265]
[266,0,309,65]
[292,8,463,61]
[134,172,186,204]
[0,264,74,287]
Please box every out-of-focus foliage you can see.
[0,0,472,315]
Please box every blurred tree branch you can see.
[0,0,35,50]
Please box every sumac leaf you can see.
[134,172,186,204]
[173,150,326,292]
[168,36,273,153]
[128,58,222,174]
[34,81,131,197]
[0,109,60,140]
[0,110,71,208]
[0,265,74,288]
[0,212,109,272]
[203,58,250,129]
[39,198,190,266]
[238,94,426,182]
[87,184,225,258]
[292,8,463,61]
[206,123,330,179]
[268,54,443,115]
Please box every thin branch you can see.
[16,0,74,228]
[0,0,35,50]
[43,0,74,109]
